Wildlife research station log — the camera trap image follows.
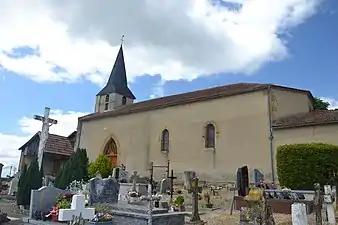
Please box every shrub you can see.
[88,154,113,178]
[54,148,89,189]
[276,143,338,190]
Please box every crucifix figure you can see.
[34,107,58,170]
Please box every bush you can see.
[276,143,338,190]
[54,148,89,189]
[88,154,113,178]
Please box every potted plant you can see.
[203,192,213,208]
[89,213,114,225]
[173,196,185,212]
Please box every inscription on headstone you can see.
[88,177,120,205]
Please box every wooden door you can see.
[103,138,118,167]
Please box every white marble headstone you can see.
[291,203,308,225]
[58,195,95,221]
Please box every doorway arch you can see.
[103,138,118,167]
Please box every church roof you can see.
[273,110,338,129]
[19,132,76,156]
[97,45,136,99]
[80,82,314,122]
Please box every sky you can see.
[0,0,337,177]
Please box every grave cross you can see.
[167,169,177,203]
[131,171,138,192]
[34,107,58,170]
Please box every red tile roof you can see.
[44,133,75,156]
[273,110,338,129]
[80,83,314,121]
[19,132,75,156]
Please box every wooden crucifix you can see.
[167,169,177,203]
[34,107,58,170]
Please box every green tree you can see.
[16,165,28,206]
[88,154,113,178]
[314,97,330,110]
[16,158,43,206]
[54,148,89,189]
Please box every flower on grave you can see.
[91,213,114,222]
[66,180,88,194]
[128,191,139,198]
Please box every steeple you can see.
[97,45,135,99]
[95,37,136,113]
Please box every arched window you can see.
[122,96,127,105]
[161,129,169,152]
[205,123,215,148]
[105,94,109,102]
[103,138,118,166]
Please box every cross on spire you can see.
[120,34,125,45]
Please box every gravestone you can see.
[112,167,120,180]
[58,195,95,221]
[159,178,171,194]
[29,186,71,218]
[120,170,129,183]
[237,166,249,197]
[88,177,120,205]
[252,169,264,184]
[8,176,19,195]
[291,203,308,225]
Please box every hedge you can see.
[276,143,338,190]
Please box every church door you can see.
[103,138,118,167]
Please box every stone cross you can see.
[313,183,323,225]
[184,171,205,225]
[140,184,161,225]
[58,195,95,221]
[131,171,138,192]
[34,107,57,170]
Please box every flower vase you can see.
[51,214,58,222]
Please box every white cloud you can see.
[0,110,88,176]
[320,97,338,110]
[0,0,322,85]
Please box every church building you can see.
[74,44,338,182]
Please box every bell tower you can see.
[95,37,136,113]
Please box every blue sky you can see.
[0,0,337,176]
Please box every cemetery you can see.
[1,143,338,224]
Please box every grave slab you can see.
[58,195,95,221]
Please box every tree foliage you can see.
[54,148,89,189]
[16,165,28,206]
[314,97,330,110]
[16,158,43,206]
[88,154,113,178]
[277,143,338,190]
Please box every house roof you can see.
[80,82,314,122]
[97,45,136,99]
[19,132,75,156]
[273,110,338,129]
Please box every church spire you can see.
[97,35,136,99]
